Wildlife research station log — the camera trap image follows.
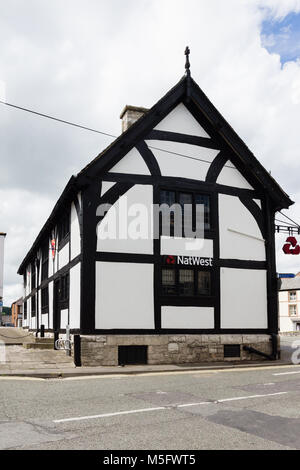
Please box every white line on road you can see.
[273,370,300,376]
[53,406,165,423]
[53,392,288,423]
[215,392,287,403]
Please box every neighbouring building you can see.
[0,232,6,324]
[11,298,23,327]
[18,55,293,365]
[279,276,300,332]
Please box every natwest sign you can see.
[282,236,300,255]
[164,255,213,267]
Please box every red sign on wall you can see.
[282,236,300,255]
[51,239,56,259]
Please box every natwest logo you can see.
[283,236,300,255]
[164,255,213,267]
[165,255,176,264]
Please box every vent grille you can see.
[224,344,241,358]
[118,346,148,365]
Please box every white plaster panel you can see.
[70,202,80,260]
[220,268,268,329]
[60,309,68,329]
[58,243,69,270]
[97,185,153,254]
[253,199,262,209]
[217,162,254,190]
[219,194,266,261]
[95,262,154,329]
[69,263,81,329]
[101,181,116,197]
[109,147,150,175]
[146,140,219,181]
[160,236,213,257]
[154,103,210,138]
[41,314,48,329]
[161,306,214,329]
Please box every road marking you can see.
[53,391,288,423]
[53,406,165,423]
[215,392,287,403]
[273,370,300,376]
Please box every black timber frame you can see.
[18,73,293,337]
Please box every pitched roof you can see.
[18,74,293,274]
[280,277,300,291]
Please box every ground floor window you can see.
[162,267,211,297]
[31,295,36,317]
[60,273,69,309]
[289,304,297,316]
[41,286,49,314]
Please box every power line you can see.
[0,99,235,170]
[0,99,116,138]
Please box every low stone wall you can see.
[80,334,274,366]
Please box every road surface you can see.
[1,362,300,450]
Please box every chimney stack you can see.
[120,105,148,133]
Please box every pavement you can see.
[0,327,35,344]
[1,362,300,449]
[0,334,298,378]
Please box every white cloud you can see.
[1,0,300,305]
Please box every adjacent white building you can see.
[279,276,300,332]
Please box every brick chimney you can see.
[120,105,149,132]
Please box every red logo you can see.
[166,255,176,264]
[51,239,56,259]
[283,236,300,255]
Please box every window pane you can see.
[179,269,194,296]
[179,193,193,236]
[160,190,175,206]
[160,190,176,236]
[289,304,297,316]
[195,194,210,230]
[197,271,211,295]
[162,268,176,295]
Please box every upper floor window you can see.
[289,291,297,302]
[160,189,210,237]
[41,241,49,281]
[58,212,70,249]
[31,262,36,290]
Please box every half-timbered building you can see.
[18,53,293,365]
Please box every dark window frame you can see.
[59,273,69,310]
[23,301,27,320]
[41,240,49,281]
[31,294,36,317]
[160,188,212,238]
[58,212,70,250]
[41,286,49,314]
[161,265,212,298]
[31,262,36,290]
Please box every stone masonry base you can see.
[79,334,274,367]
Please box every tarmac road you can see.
[1,362,300,450]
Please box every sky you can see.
[1,0,300,306]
